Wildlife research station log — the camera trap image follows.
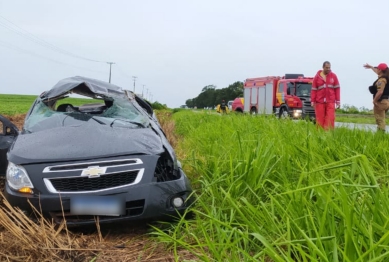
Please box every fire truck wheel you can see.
[279,108,289,119]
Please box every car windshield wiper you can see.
[110,119,146,128]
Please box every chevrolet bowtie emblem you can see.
[81,166,107,178]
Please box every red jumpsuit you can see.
[311,70,340,130]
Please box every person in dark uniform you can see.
[364,62,389,132]
[220,100,227,113]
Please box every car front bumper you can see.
[4,169,194,226]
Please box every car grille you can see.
[303,101,315,115]
[49,170,139,192]
[43,158,142,173]
[48,160,138,171]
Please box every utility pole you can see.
[146,88,149,100]
[107,62,115,83]
[142,85,145,98]
[132,76,137,92]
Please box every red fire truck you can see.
[240,74,315,120]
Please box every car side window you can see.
[287,82,295,95]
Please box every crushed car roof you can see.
[41,76,125,100]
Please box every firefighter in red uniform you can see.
[311,61,341,130]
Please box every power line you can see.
[116,65,134,80]
[115,66,149,96]
[0,39,106,74]
[0,15,108,63]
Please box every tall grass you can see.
[152,111,389,261]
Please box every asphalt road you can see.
[335,122,382,133]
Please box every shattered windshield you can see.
[24,96,150,133]
[295,83,312,97]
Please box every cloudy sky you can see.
[0,0,387,109]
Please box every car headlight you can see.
[172,197,184,208]
[6,162,34,194]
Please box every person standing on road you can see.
[363,63,389,132]
[311,61,341,130]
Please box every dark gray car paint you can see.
[0,115,19,175]
[8,122,164,165]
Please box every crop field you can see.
[0,94,100,116]
[336,115,377,125]
[1,95,389,261]
[0,94,381,125]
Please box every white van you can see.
[227,100,233,110]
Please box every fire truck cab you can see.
[243,74,315,120]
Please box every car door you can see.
[0,115,19,175]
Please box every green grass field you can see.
[0,94,38,115]
[153,111,389,261]
[1,94,389,260]
[0,94,378,125]
[0,94,101,115]
[336,115,377,125]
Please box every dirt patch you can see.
[4,114,26,130]
[156,111,180,149]
[0,197,196,261]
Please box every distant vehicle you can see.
[179,105,188,109]
[0,76,193,226]
[232,97,244,113]
[227,100,233,110]
[241,74,315,120]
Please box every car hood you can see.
[8,124,164,165]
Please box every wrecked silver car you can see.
[0,76,193,225]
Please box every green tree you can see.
[185,81,243,108]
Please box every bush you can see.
[172,108,185,114]
[336,104,372,114]
[151,101,168,110]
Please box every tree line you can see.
[185,81,244,108]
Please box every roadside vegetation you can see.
[336,104,372,115]
[1,94,389,261]
[152,110,389,261]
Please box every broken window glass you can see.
[24,95,150,133]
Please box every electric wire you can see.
[0,15,108,63]
[0,39,107,74]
